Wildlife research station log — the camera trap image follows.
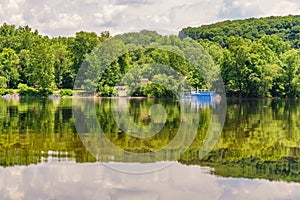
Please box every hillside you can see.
[180,15,300,48]
[180,15,300,97]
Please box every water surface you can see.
[0,97,299,199]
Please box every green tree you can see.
[259,34,290,55]
[0,48,20,88]
[52,44,73,88]
[69,31,100,75]
[247,42,281,97]
[280,49,300,97]
[0,76,7,88]
[0,23,17,50]
[26,37,56,92]
[83,38,126,94]
[221,37,251,96]
[18,49,30,85]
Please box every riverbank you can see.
[1,88,299,100]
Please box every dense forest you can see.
[0,23,110,96]
[180,15,300,97]
[1,15,300,97]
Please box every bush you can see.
[38,88,53,97]
[18,84,39,96]
[0,88,14,96]
[18,84,54,97]
[98,85,118,97]
[59,89,73,97]
[0,76,7,88]
[0,89,5,96]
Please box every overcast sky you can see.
[1,0,300,37]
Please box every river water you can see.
[0,97,299,199]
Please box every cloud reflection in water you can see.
[0,162,299,200]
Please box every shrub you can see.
[0,88,14,96]
[59,89,73,97]
[38,88,54,97]
[98,85,118,97]
[18,84,38,96]
[0,76,7,88]
[17,84,54,97]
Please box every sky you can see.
[0,0,300,37]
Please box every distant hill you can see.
[180,15,300,48]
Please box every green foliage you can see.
[26,37,56,91]
[37,88,54,97]
[0,88,14,96]
[68,31,102,76]
[0,23,110,96]
[18,83,38,96]
[1,16,300,97]
[0,48,20,88]
[85,32,215,97]
[140,82,173,97]
[52,44,73,89]
[280,49,300,97]
[59,89,73,97]
[98,85,118,97]
[180,15,300,48]
[17,83,53,97]
[181,16,300,97]
[0,76,7,88]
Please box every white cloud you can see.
[0,0,26,26]
[140,15,170,24]
[7,0,25,10]
[94,4,127,26]
[0,0,299,36]
[262,0,300,16]
[9,14,26,25]
[219,0,263,19]
[50,13,83,29]
[219,0,300,20]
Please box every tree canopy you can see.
[1,15,300,97]
[180,15,300,97]
[0,23,109,95]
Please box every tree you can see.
[280,49,300,97]
[259,34,290,55]
[247,42,281,97]
[0,23,17,50]
[0,48,20,88]
[83,38,126,93]
[221,37,252,96]
[0,76,7,88]
[18,49,30,85]
[26,37,56,92]
[179,15,300,48]
[69,31,100,75]
[52,44,73,88]
[99,31,111,42]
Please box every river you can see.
[0,97,299,199]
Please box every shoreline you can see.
[1,93,299,101]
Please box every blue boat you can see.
[191,89,216,99]
[181,89,218,109]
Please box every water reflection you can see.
[0,162,300,200]
[0,98,299,182]
[181,96,217,109]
